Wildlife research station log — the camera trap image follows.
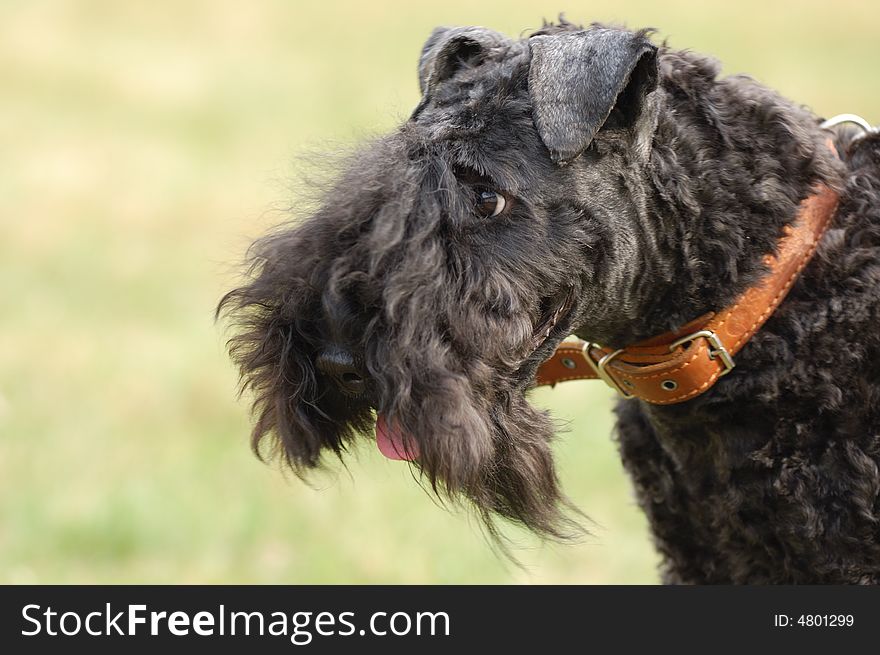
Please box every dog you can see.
[219,18,880,583]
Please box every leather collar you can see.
[534,183,840,404]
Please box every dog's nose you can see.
[315,348,367,396]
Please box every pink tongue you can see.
[375,414,419,461]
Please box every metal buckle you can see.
[668,329,736,376]
[820,114,878,147]
[583,342,635,399]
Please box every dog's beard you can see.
[398,397,581,545]
[221,286,583,543]
[221,294,584,546]
[341,324,584,543]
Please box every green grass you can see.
[1,0,877,584]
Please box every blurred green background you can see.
[2,0,878,584]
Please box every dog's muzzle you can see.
[315,346,368,396]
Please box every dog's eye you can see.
[475,190,506,218]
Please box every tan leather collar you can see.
[535,183,840,404]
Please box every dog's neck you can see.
[599,50,844,347]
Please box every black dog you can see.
[220,19,880,583]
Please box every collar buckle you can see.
[583,343,635,399]
[668,330,736,377]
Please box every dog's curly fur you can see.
[219,18,880,582]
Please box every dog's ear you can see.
[528,27,659,164]
[418,26,507,95]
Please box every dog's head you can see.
[219,21,678,539]
[219,21,665,538]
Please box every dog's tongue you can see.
[375,414,419,461]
